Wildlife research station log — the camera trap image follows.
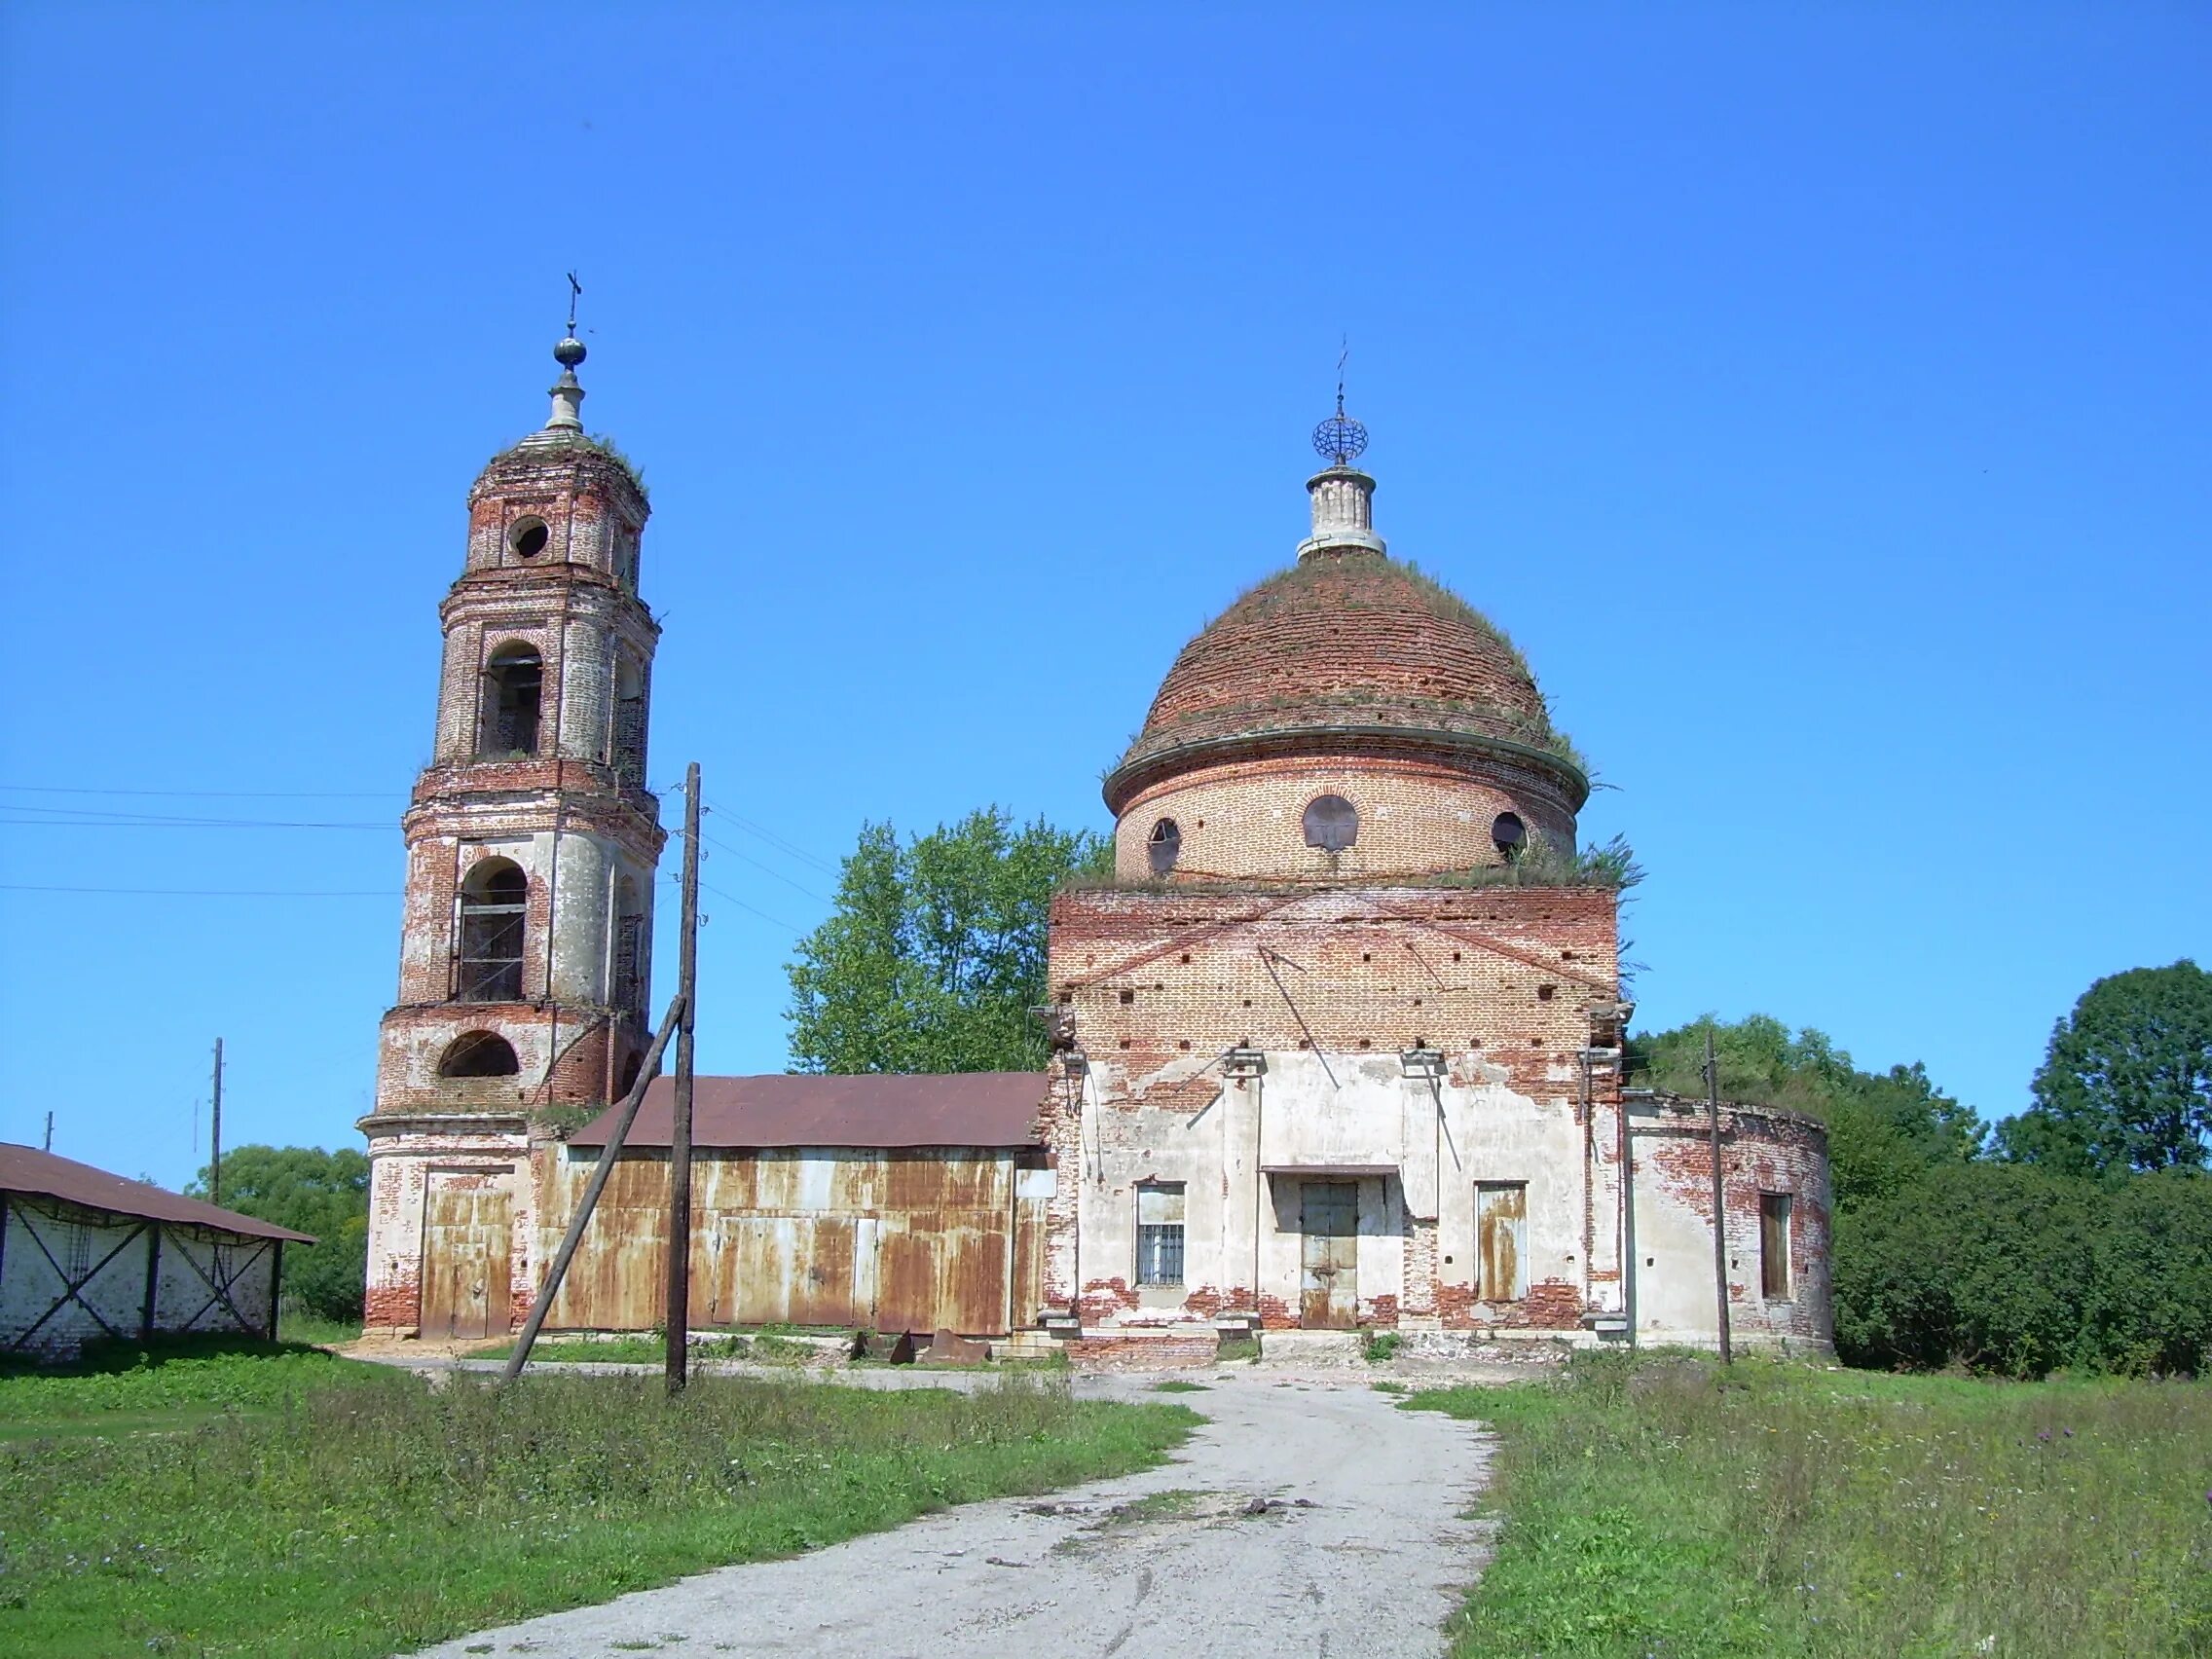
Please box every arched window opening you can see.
[617,1047,645,1098]
[480,644,543,757]
[612,528,641,592]
[457,860,528,1002]
[1303,793,1358,852]
[439,1031,519,1078]
[611,656,646,789]
[1492,812,1527,861]
[1146,817,1181,876]
[611,874,646,1019]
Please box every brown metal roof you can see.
[0,1144,317,1243]
[570,1072,1051,1152]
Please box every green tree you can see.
[189,1144,370,1323]
[785,807,1111,1074]
[1999,961,2212,1175]
[1626,1013,1983,1210]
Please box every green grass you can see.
[1410,1351,2212,1658]
[0,1336,393,1427]
[274,1309,362,1348]
[485,1333,780,1366]
[1153,1379,1209,1393]
[1,1342,1196,1657]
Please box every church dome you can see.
[1100,435,1588,886]
[1104,547,1582,812]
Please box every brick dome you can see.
[1103,548,1586,816]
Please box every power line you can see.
[688,875,800,936]
[0,808,387,830]
[696,830,830,903]
[705,803,840,874]
[0,883,397,897]
[0,784,396,800]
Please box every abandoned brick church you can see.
[361,333,1833,1361]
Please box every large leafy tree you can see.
[188,1144,370,1323]
[785,808,1111,1074]
[1999,961,2212,1175]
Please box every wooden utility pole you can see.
[43,1111,54,1153]
[209,1039,225,1206]
[1707,1026,1732,1364]
[664,762,702,1396]
[1619,1089,1638,1348]
[503,996,685,1382]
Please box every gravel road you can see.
[407,1370,1495,1659]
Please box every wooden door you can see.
[1476,1182,1529,1302]
[1760,1193,1793,1300]
[1299,1181,1358,1329]
[421,1178,512,1342]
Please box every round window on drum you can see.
[1492,812,1527,861]
[1146,817,1181,875]
[1302,793,1358,852]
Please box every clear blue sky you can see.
[2,5,2204,1188]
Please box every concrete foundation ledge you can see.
[1254,1330,1366,1366]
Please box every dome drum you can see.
[1110,752,1580,886]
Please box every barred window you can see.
[1136,1182,1185,1287]
[611,655,647,789]
[457,860,528,1002]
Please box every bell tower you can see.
[360,315,666,1338]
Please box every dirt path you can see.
[407,1371,1495,1659]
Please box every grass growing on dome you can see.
[1420,830,1643,892]
[1057,832,1641,898]
[479,429,650,501]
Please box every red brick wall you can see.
[1050,883,1620,1095]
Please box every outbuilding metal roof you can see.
[0,1144,317,1242]
[570,1072,1051,1152]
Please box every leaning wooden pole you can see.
[1707,1026,1732,1364]
[665,761,702,1396]
[503,996,685,1382]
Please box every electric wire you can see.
[696,830,830,903]
[0,804,388,830]
[703,802,839,874]
[684,874,800,936]
[1,883,397,898]
[0,784,397,800]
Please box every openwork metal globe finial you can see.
[1312,411,1369,466]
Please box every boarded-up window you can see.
[1476,1182,1529,1302]
[1303,793,1358,852]
[1760,1193,1793,1300]
[1136,1182,1185,1287]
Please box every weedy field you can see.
[1412,1352,2212,1658]
[0,1339,1195,1658]
[474,1332,818,1365]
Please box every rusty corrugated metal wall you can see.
[541,1148,1045,1335]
